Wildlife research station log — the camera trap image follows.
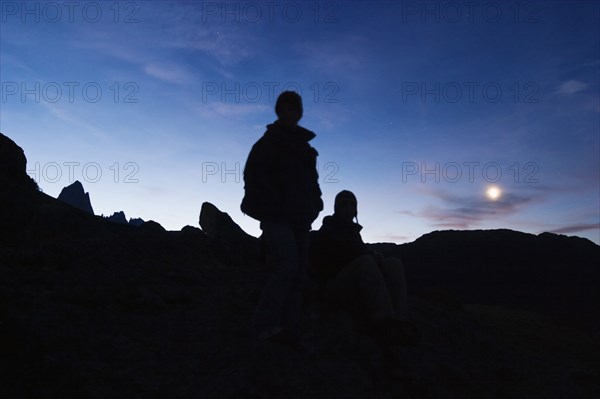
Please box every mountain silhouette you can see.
[0,132,39,191]
[369,229,600,333]
[57,180,94,214]
[104,211,147,227]
[129,217,145,227]
[106,210,128,224]
[1,133,598,398]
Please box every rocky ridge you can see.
[1,132,598,398]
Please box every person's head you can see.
[275,91,303,127]
[334,190,358,223]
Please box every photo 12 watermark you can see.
[200,81,340,104]
[401,81,540,104]
[398,1,540,24]
[1,1,140,23]
[201,161,339,183]
[27,161,140,184]
[1,81,140,104]
[401,161,540,184]
[198,1,340,24]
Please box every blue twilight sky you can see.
[1,0,598,244]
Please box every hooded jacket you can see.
[241,121,323,231]
[309,214,368,286]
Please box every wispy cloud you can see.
[378,234,411,242]
[581,60,600,67]
[0,53,37,77]
[143,63,196,84]
[140,185,169,196]
[174,30,255,67]
[544,223,600,235]
[582,95,600,113]
[39,102,94,130]
[37,101,111,141]
[397,210,417,217]
[69,28,148,65]
[308,102,352,131]
[194,102,270,119]
[69,5,255,71]
[294,34,369,77]
[556,79,588,95]
[398,188,537,229]
[157,5,257,67]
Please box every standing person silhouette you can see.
[241,91,323,349]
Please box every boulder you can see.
[199,202,260,262]
[181,225,203,234]
[199,202,255,242]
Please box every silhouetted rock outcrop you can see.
[0,135,113,243]
[129,217,145,227]
[138,220,165,232]
[0,132,39,191]
[199,202,260,263]
[181,225,203,234]
[104,210,162,230]
[57,181,94,214]
[199,202,250,240]
[105,212,145,227]
[106,211,128,224]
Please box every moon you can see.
[486,185,501,200]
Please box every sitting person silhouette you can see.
[310,190,415,350]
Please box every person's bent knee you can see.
[352,254,378,271]
[383,256,402,265]
[383,256,404,271]
[350,255,383,283]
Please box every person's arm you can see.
[356,232,385,265]
[241,141,283,221]
[367,249,385,265]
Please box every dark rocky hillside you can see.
[1,132,599,398]
[369,229,600,333]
